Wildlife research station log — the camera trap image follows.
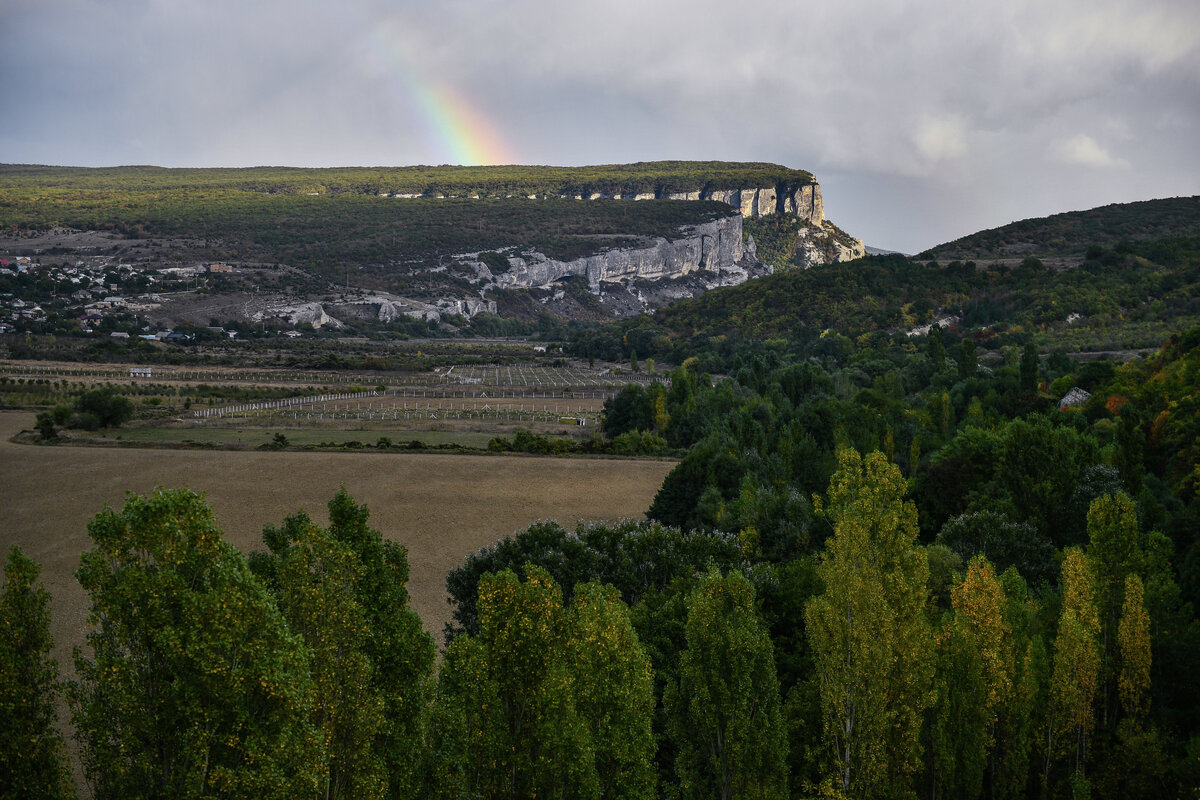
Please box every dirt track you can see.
[0,412,673,672]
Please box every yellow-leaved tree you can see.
[804,449,933,799]
[1046,547,1101,787]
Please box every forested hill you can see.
[640,235,1200,353]
[0,161,813,203]
[923,196,1200,260]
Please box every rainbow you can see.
[410,81,515,167]
[364,22,517,166]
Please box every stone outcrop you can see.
[679,183,827,226]
[479,215,747,294]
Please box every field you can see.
[0,411,674,677]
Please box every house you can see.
[110,331,129,339]
[130,366,153,378]
[207,263,233,273]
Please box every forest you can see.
[563,237,1200,359]
[923,197,1200,261]
[0,161,813,201]
[5,322,1200,799]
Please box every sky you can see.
[2,0,1198,254]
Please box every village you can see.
[0,249,273,339]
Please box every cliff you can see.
[483,215,747,293]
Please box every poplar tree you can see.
[431,567,598,800]
[992,568,1045,800]
[323,489,435,798]
[667,569,787,800]
[804,449,933,799]
[0,546,72,800]
[1085,493,1142,728]
[1046,548,1101,785]
[71,488,322,800]
[930,555,1015,800]
[255,513,385,800]
[1117,574,1151,720]
[567,582,656,800]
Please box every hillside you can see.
[923,195,1200,260]
[601,197,1200,358]
[0,161,870,332]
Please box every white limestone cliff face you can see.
[284,302,343,330]
[698,184,822,224]
[480,215,747,293]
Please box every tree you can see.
[1085,493,1143,728]
[73,387,134,429]
[322,489,435,798]
[34,410,57,441]
[927,324,947,373]
[1020,342,1039,396]
[667,569,787,800]
[603,384,654,438]
[1117,574,1151,720]
[567,582,657,800]
[1046,548,1101,787]
[958,338,977,380]
[804,449,933,799]
[254,512,385,800]
[937,509,1057,588]
[70,488,321,800]
[431,567,598,800]
[0,546,72,800]
[930,555,1015,800]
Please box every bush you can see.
[74,388,134,429]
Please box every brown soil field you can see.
[0,411,674,676]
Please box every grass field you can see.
[105,425,504,450]
[0,412,673,673]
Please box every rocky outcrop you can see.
[683,183,829,228]
[788,221,868,268]
[479,215,747,293]
[281,302,343,330]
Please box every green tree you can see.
[958,338,977,380]
[431,567,598,800]
[666,569,787,800]
[930,555,1015,800]
[1085,492,1143,729]
[1117,574,1151,720]
[927,324,947,372]
[34,411,57,441]
[567,582,657,800]
[74,388,134,429]
[254,513,385,800]
[1045,548,1101,787]
[322,489,435,798]
[804,449,933,799]
[1020,342,1039,396]
[0,546,72,800]
[70,488,321,800]
[991,569,1046,800]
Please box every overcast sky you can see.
[2,0,1198,253]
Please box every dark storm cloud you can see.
[2,0,1197,251]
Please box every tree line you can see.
[0,162,813,205]
[5,328,1200,799]
[5,464,1189,799]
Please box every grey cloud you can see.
[1,0,1196,251]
